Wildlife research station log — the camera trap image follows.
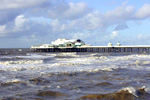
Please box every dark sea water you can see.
[0,49,150,100]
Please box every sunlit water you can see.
[0,49,150,100]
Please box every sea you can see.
[0,48,150,100]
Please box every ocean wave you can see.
[0,54,54,62]
[0,60,43,65]
[55,62,83,66]
[0,79,24,87]
[55,56,107,64]
[36,90,68,98]
[54,52,80,58]
[18,55,54,60]
[119,87,137,97]
[105,54,150,62]
[130,60,150,66]
[119,86,150,97]
[79,86,150,100]
[1,53,150,74]
[135,54,150,58]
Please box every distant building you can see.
[51,39,86,47]
[108,42,113,46]
[31,39,87,48]
[116,41,121,46]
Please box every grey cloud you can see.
[48,1,91,20]
[0,15,29,37]
[0,0,46,10]
[0,9,22,25]
[114,24,129,30]
[0,0,49,24]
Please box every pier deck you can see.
[31,46,150,53]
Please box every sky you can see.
[0,0,150,48]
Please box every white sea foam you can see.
[0,53,134,72]
[119,86,149,97]
[16,55,53,59]
[8,79,21,83]
[0,60,43,65]
[132,60,150,65]
[119,87,137,97]
[1,53,150,73]
[55,52,80,57]
[0,53,54,62]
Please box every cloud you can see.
[80,11,104,30]
[0,0,92,38]
[14,15,29,31]
[0,9,22,25]
[135,4,150,19]
[102,5,135,30]
[50,19,77,33]
[52,5,135,32]
[0,25,7,37]
[0,0,150,47]
[1,1,150,34]
[54,5,134,32]
[111,31,119,39]
[48,2,91,20]
[0,14,30,37]
[0,0,46,10]
[73,32,91,40]
[135,33,150,45]
[0,0,48,25]
[137,33,150,40]
[105,5,135,20]
[114,24,129,30]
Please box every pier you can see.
[31,39,150,53]
[30,46,150,53]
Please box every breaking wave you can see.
[0,60,43,65]
[79,86,150,100]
